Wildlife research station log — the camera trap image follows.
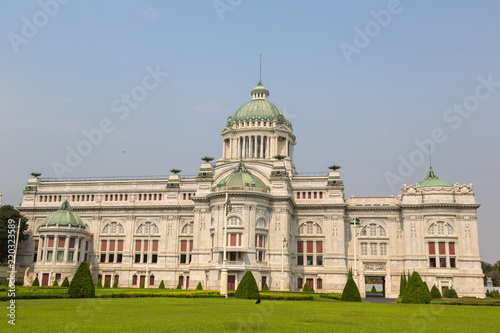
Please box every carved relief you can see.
[364,263,386,271]
[411,221,416,237]
[167,216,174,235]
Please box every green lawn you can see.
[3,297,500,332]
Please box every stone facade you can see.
[16,82,484,297]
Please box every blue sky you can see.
[0,1,499,263]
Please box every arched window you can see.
[298,222,322,235]
[102,222,125,235]
[136,222,159,235]
[359,223,388,257]
[256,218,267,228]
[181,222,194,235]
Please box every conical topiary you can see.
[32,276,40,287]
[68,261,95,298]
[95,278,102,289]
[52,279,59,287]
[103,279,110,289]
[371,285,377,293]
[159,280,165,289]
[235,271,260,299]
[196,282,203,290]
[443,286,450,298]
[263,283,269,291]
[400,272,407,296]
[141,280,145,289]
[302,283,311,292]
[448,286,458,298]
[341,269,361,302]
[2,278,9,286]
[402,271,430,304]
[112,280,118,288]
[61,277,70,287]
[431,285,442,299]
[176,282,182,289]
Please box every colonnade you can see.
[223,135,293,159]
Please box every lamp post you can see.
[350,217,360,281]
[280,236,287,291]
[220,192,230,297]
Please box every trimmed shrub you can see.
[310,287,315,293]
[103,279,110,289]
[448,287,458,298]
[399,272,407,296]
[302,283,310,293]
[423,282,432,303]
[61,277,70,287]
[235,271,260,299]
[52,279,59,287]
[159,280,165,289]
[95,278,102,289]
[492,290,500,298]
[371,285,377,293]
[341,270,361,302]
[112,280,118,288]
[68,261,95,298]
[176,282,182,290]
[431,285,442,299]
[141,280,145,289]
[32,276,40,287]
[196,282,203,290]
[443,286,450,298]
[402,271,430,304]
[2,278,8,286]
[263,283,269,291]
[319,293,342,300]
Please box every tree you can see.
[399,272,407,296]
[176,282,182,289]
[263,283,269,291]
[61,277,70,287]
[0,205,29,263]
[401,271,430,304]
[341,269,361,302]
[302,283,310,292]
[141,280,145,288]
[52,279,59,287]
[32,276,39,287]
[158,280,165,289]
[442,286,450,298]
[103,279,110,288]
[95,278,102,289]
[431,285,442,299]
[196,282,203,290]
[448,286,458,298]
[112,280,118,288]
[68,261,95,298]
[235,271,260,299]
[371,285,377,293]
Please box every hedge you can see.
[97,291,222,299]
[319,293,342,300]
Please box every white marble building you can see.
[17,81,484,297]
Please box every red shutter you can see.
[69,238,75,248]
[144,241,148,251]
[41,238,45,247]
[181,240,187,252]
[307,241,313,253]
[135,240,141,252]
[153,240,158,252]
[101,240,107,251]
[189,240,193,251]
[58,238,65,248]
[109,240,115,251]
[259,236,263,248]
[316,241,323,253]
[238,235,241,246]
[449,242,455,255]
[34,240,39,251]
[118,240,124,251]
[231,234,237,246]
[48,237,54,247]
[297,241,303,253]
[429,242,435,255]
[439,242,446,255]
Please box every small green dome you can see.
[42,201,85,227]
[419,167,453,187]
[229,81,292,127]
[216,161,268,190]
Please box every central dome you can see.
[228,81,292,128]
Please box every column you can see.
[63,235,70,263]
[275,137,279,156]
[53,236,58,262]
[229,138,233,159]
[37,236,43,263]
[42,236,47,263]
[267,137,270,158]
[244,137,247,158]
[285,139,289,157]
[79,237,85,262]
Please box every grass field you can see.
[3,297,500,332]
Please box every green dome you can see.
[41,201,85,228]
[419,167,453,187]
[215,161,268,190]
[228,81,292,128]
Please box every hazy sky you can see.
[1,1,499,263]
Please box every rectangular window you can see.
[34,240,39,251]
[101,240,107,251]
[450,257,456,268]
[132,275,137,285]
[108,253,114,263]
[47,251,53,260]
[429,257,436,268]
[316,255,323,266]
[180,254,187,264]
[69,238,75,248]
[257,250,264,262]
[57,251,64,261]
[117,254,122,263]
[316,241,323,254]
[429,242,435,255]
[68,251,74,261]
[152,254,158,263]
[370,243,377,256]
[135,254,140,263]
[33,253,38,262]
[48,237,54,248]
[109,240,115,252]
[144,240,148,252]
[298,277,303,290]
[118,240,124,251]
[181,240,187,252]
[317,278,322,290]
[100,254,106,263]
[440,257,446,268]
[297,241,303,253]
[58,238,65,248]
[307,255,313,265]
[230,234,237,246]
[135,240,141,252]
[297,256,304,265]
[380,243,387,256]
[189,240,193,251]
[307,241,313,253]
[439,242,446,255]
[449,242,455,255]
[143,254,148,263]
[361,243,367,255]
[153,240,158,252]
[150,275,155,286]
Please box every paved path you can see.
[362,294,398,303]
